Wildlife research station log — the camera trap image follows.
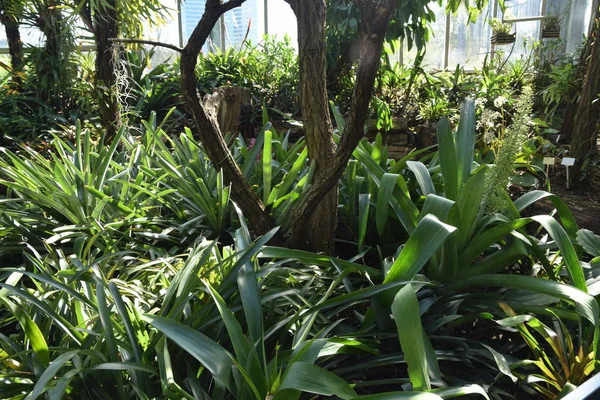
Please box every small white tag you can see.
[543,157,555,165]
[562,157,575,166]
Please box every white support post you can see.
[264,0,269,35]
[444,13,451,69]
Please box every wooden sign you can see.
[543,157,555,187]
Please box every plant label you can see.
[562,157,575,166]
[543,157,555,165]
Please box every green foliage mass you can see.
[197,35,300,120]
[0,2,598,398]
[0,102,598,398]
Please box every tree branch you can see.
[109,38,183,53]
[221,0,246,13]
[179,0,275,236]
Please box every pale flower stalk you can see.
[483,87,534,213]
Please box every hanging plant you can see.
[490,18,516,45]
[542,15,561,38]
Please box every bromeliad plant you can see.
[498,303,598,399]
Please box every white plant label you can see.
[543,157,555,165]
[562,157,575,166]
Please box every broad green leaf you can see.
[455,99,475,188]
[236,258,267,374]
[456,168,486,248]
[531,215,586,292]
[431,384,490,399]
[330,101,346,132]
[350,392,442,399]
[392,285,431,391]
[358,194,371,251]
[468,235,528,276]
[143,314,237,395]
[109,282,143,364]
[353,145,419,233]
[95,278,126,399]
[204,281,264,397]
[257,246,381,277]
[419,194,455,223]
[276,362,357,399]
[514,191,578,237]
[242,126,268,178]
[376,173,399,235]
[88,362,158,374]
[436,117,458,200]
[407,161,435,196]
[305,280,421,317]
[47,368,80,400]
[263,129,272,204]
[0,283,84,344]
[269,147,308,205]
[0,298,49,367]
[26,351,79,400]
[383,214,455,291]
[459,218,530,267]
[446,274,599,345]
[578,229,600,257]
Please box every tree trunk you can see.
[94,0,121,141]
[291,0,338,253]
[177,0,396,255]
[561,7,598,140]
[286,0,397,254]
[0,3,23,87]
[180,0,275,238]
[203,86,251,136]
[569,6,600,186]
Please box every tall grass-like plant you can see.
[0,122,172,265]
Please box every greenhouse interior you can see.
[2,0,600,399]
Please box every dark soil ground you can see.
[532,167,600,233]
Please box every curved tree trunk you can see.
[569,6,600,186]
[180,0,275,238]
[94,0,121,141]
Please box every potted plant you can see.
[542,15,561,38]
[414,97,451,148]
[490,18,516,45]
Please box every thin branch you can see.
[109,38,183,53]
[184,0,248,58]
[221,0,246,13]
